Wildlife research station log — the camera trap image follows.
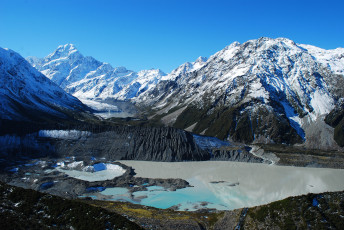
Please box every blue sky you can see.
[1,0,343,72]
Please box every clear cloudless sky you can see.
[1,0,343,72]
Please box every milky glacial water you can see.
[98,161,344,211]
[101,187,135,203]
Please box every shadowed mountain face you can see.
[0,47,91,123]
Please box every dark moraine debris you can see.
[211,146,263,163]
[52,126,210,162]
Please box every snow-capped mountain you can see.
[26,38,344,148]
[27,44,166,104]
[0,47,89,121]
[27,44,103,88]
[136,37,344,148]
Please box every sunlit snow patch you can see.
[38,130,91,140]
[57,163,126,182]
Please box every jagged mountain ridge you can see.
[27,44,166,103]
[136,37,344,147]
[0,47,89,122]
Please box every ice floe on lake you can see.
[56,162,126,182]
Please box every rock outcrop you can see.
[325,99,344,147]
[211,147,263,163]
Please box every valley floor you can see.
[1,127,344,229]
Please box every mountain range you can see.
[10,37,344,148]
[27,44,166,101]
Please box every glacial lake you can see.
[95,161,344,211]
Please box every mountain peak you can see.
[195,56,208,63]
[155,68,166,75]
[48,43,79,60]
[229,41,241,47]
[113,66,129,73]
[253,37,296,47]
[57,43,77,51]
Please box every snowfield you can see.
[38,130,92,140]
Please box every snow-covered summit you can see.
[49,43,78,59]
[27,44,102,87]
[27,44,167,104]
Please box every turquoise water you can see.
[100,187,138,203]
[99,178,246,211]
[133,179,245,210]
[101,187,129,196]
[145,186,165,191]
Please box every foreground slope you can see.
[0,182,141,230]
[137,38,344,148]
[0,47,90,123]
[1,181,343,230]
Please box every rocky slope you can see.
[51,126,210,162]
[325,99,344,147]
[0,47,90,122]
[0,123,260,163]
[136,37,344,148]
[244,191,344,229]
